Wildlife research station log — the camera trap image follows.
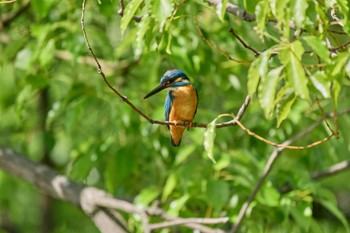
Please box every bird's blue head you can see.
[144,69,190,99]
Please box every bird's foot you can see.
[186,121,193,130]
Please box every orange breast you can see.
[168,85,198,146]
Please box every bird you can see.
[144,69,198,147]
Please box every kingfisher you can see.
[144,69,198,147]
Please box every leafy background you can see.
[1,0,350,232]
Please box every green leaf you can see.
[258,66,283,118]
[215,0,228,21]
[167,195,189,217]
[151,0,174,26]
[134,187,159,207]
[247,52,269,96]
[255,0,269,38]
[310,71,331,98]
[136,13,151,57]
[31,0,55,19]
[275,87,296,127]
[279,41,310,100]
[329,52,349,78]
[273,0,289,34]
[257,181,281,207]
[317,188,350,232]
[291,0,308,28]
[302,36,331,63]
[161,173,177,202]
[206,180,229,211]
[332,80,341,108]
[120,0,144,34]
[39,39,56,67]
[244,0,259,13]
[204,118,217,163]
[335,0,350,34]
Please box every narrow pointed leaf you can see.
[275,88,296,127]
[280,41,310,100]
[247,52,269,96]
[120,0,143,34]
[303,36,331,63]
[204,118,217,163]
[215,0,228,21]
[291,0,308,28]
[255,0,269,38]
[258,66,283,118]
[310,71,331,98]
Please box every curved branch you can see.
[205,0,256,22]
[312,160,350,180]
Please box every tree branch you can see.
[0,147,230,233]
[0,147,128,233]
[0,0,30,27]
[312,160,350,181]
[205,0,256,22]
[228,28,260,57]
[117,0,142,22]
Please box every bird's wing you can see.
[164,91,173,122]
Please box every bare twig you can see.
[148,217,229,231]
[117,0,142,22]
[147,204,226,233]
[205,0,256,22]
[0,0,16,4]
[229,28,260,57]
[329,40,350,52]
[312,160,350,180]
[235,119,335,149]
[193,17,249,64]
[0,0,30,27]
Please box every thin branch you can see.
[146,204,225,233]
[229,28,260,57]
[193,17,249,64]
[312,160,350,180]
[117,0,142,22]
[235,118,335,149]
[0,0,16,4]
[329,40,350,52]
[328,28,347,35]
[0,0,30,27]
[148,217,229,231]
[205,0,256,22]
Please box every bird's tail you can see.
[169,126,185,147]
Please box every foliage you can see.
[1,0,350,232]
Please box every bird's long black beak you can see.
[143,84,168,99]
